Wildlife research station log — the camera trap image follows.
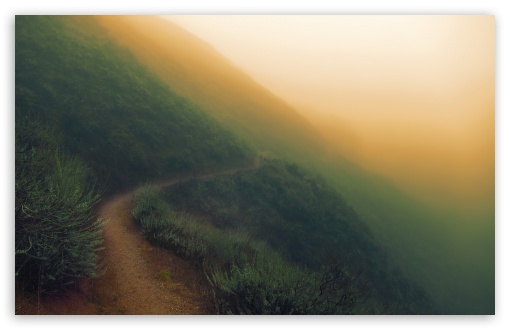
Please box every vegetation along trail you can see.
[16,159,262,315]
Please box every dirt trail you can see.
[16,160,261,315]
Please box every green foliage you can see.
[14,15,440,313]
[166,159,380,268]
[164,159,436,314]
[15,14,253,294]
[132,185,256,263]
[159,270,171,281]
[15,16,254,192]
[15,119,105,292]
[206,256,364,315]
[132,185,365,314]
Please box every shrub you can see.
[15,119,105,292]
[205,254,364,315]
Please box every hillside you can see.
[95,16,328,161]
[14,15,492,314]
[93,16,494,314]
[15,15,253,298]
[16,16,254,192]
[160,159,435,313]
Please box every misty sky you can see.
[165,15,494,211]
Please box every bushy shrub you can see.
[205,253,365,315]
[15,119,105,292]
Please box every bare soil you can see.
[16,189,215,315]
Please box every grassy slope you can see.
[15,15,254,295]
[16,16,254,192]
[95,16,327,162]
[132,184,366,315]
[15,15,492,314]
[95,16,494,314]
[162,159,436,314]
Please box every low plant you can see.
[159,269,171,281]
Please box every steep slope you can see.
[15,15,493,314]
[15,14,255,305]
[162,159,436,314]
[91,16,493,314]
[15,16,254,192]
[95,15,327,161]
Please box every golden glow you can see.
[166,15,495,212]
[95,15,495,313]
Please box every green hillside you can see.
[16,16,253,192]
[15,15,253,293]
[95,16,493,314]
[15,15,490,314]
[160,159,435,313]
[96,16,328,162]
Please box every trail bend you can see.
[16,159,262,314]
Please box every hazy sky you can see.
[165,15,494,210]
[166,16,492,113]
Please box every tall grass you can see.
[15,119,105,292]
[132,184,366,314]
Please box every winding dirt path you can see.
[15,160,262,315]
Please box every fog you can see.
[163,16,494,314]
[167,15,494,215]
[95,15,494,313]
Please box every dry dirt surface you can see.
[15,161,261,315]
[16,188,215,315]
